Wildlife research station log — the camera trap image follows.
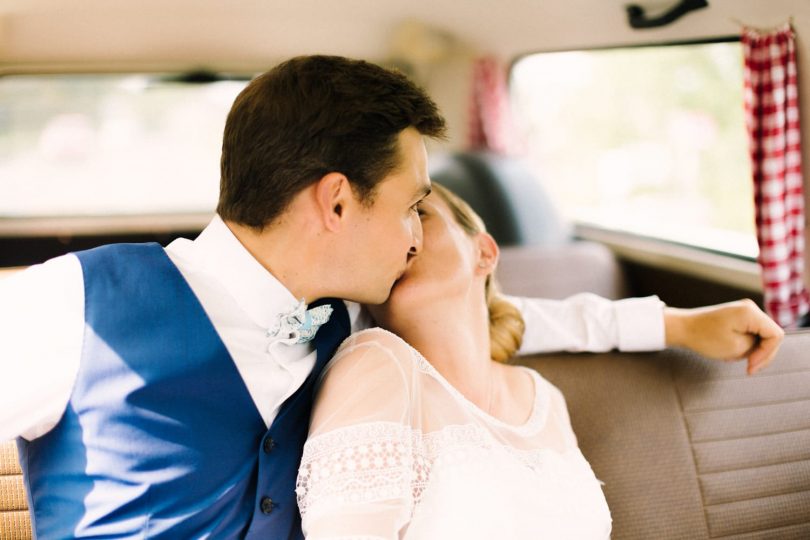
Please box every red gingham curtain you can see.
[742,23,810,327]
[467,56,514,154]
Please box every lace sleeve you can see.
[297,329,421,540]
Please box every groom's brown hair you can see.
[217,55,446,229]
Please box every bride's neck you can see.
[394,293,497,409]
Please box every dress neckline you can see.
[423,356,548,435]
[361,328,549,435]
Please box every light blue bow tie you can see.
[268,300,334,346]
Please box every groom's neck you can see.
[224,218,326,303]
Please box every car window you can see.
[510,39,756,259]
[0,73,249,217]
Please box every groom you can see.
[0,55,782,539]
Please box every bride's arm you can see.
[507,293,665,354]
[511,295,783,374]
[298,330,419,540]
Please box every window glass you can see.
[510,40,757,258]
[0,74,249,217]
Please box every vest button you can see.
[263,437,276,454]
[260,496,274,515]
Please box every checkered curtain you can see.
[467,56,514,154]
[742,23,810,326]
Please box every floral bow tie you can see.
[267,300,334,347]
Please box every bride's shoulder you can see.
[312,328,422,432]
[338,327,411,353]
[330,327,417,370]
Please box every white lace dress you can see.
[296,328,612,539]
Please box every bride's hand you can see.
[663,299,785,375]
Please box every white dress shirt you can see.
[0,216,664,442]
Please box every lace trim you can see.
[297,422,425,514]
[421,423,572,472]
[298,421,581,516]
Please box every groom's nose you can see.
[409,212,423,256]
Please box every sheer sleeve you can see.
[297,329,422,540]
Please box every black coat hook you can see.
[626,0,709,29]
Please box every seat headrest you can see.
[429,151,570,247]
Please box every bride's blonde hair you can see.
[431,183,525,362]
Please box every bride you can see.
[296,183,612,538]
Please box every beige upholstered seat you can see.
[498,242,627,300]
[515,331,810,539]
[0,439,30,540]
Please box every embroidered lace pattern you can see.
[297,422,425,514]
[297,420,584,515]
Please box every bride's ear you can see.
[474,232,499,276]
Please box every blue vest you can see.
[17,243,350,539]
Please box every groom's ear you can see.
[474,232,499,276]
[313,173,352,231]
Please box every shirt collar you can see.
[189,215,300,330]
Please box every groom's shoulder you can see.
[71,242,176,286]
[72,241,164,263]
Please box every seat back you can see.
[497,242,628,300]
[0,440,31,539]
[515,331,810,539]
